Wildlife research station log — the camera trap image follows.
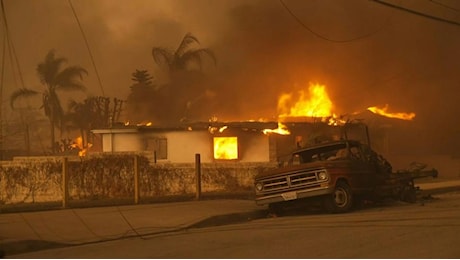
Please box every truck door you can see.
[348,145,380,192]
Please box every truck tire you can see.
[323,181,353,213]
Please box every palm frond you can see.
[196,48,217,66]
[37,49,68,85]
[179,48,217,71]
[152,47,173,69]
[54,66,87,82]
[176,33,200,57]
[9,88,39,109]
[54,66,88,92]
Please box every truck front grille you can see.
[259,169,327,193]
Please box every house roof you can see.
[91,121,280,134]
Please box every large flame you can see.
[213,137,238,160]
[71,136,93,157]
[367,105,415,120]
[278,83,333,118]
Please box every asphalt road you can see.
[11,191,460,259]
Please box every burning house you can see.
[91,84,399,164]
[90,83,459,177]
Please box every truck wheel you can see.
[323,181,353,213]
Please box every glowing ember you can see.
[367,105,415,120]
[136,121,152,126]
[208,125,228,134]
[263,122,290,135]
[326,114,347,126]
[278,83,333,118]
[219,126,228,133]
[213,137,238,160]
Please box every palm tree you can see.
[152,33,216,75]
[151,33,216,124]
[10,49,87,153]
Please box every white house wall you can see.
[102,133,143,152]
[145,131,271,163]
[96,129,272,163]
[150,131,213,163]
[239,134,270,162]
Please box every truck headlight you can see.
[318,171,328,180]
[255,182,264,191]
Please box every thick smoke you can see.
[2,0,460,155]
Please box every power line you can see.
[1,0,25,88]
[429,0,460,13]
[279,0,389,43]
[68,0,106,96]
[371,0,460,26]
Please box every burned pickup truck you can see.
[254,139,438,213]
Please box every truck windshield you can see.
[295,143,350,163]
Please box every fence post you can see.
[134,155,140,204]
[195,153,201,200]
[62,157,68,208]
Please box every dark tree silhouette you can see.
[66,96,124,148]
[10,49,87,153]
[152,33,216,74]
[126,69,159,124]
[151,33,217,124]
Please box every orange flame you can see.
[213,137,238,160]
[71,136,93,157]
[367,105,415,120]
[263,122,290,135]
[278,83,333,118]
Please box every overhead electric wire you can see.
[371,0,460,26]
[1,25,4,159]
[1,0,25,88]
[429,0,460,13]
[68,0,105,96]
[279,0,389,43]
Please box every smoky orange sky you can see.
[2,0,460,153]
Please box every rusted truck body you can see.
[254,139,438,213]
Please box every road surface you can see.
[10,191,460,258]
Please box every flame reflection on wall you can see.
[213,137,238,160]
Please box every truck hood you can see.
[255,160,349,180]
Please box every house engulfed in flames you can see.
[91,83,417,164]
[92,121,282,163]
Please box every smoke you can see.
[3,0,460,153]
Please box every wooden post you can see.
[62,157,68,208]
[195,153,201,200]
[134,155,139,204]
